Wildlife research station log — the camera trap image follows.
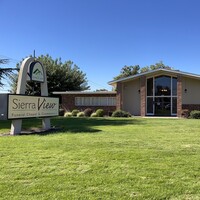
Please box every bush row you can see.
[64,108,105,118]
[63,109,131,118]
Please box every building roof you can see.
[53,91,116,95]
[108,68,200,85]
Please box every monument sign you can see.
[8,95,59,119]
[8,57,59,135]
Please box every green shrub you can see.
[91,113,98,117]
[84,108,93,117]
[64,112,72,117]
[77,112,85,117]
[96,109,104,117]
[111,110,131,117]
[71,109,80,117]
[190,110,200,119]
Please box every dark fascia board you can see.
[108,68,200,85]
[53,91,116,95]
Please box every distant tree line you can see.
[114,61,173,80]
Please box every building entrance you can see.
[146,75,177,116]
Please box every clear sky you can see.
[1,0,200,91]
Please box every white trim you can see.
[53,91,116,95]
[108,68,200,85]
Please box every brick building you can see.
[108,68,200,117]
[53,91,116,115]
[54,69,200,117]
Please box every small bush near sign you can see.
[64,112,72,117]
[72,109,80,117]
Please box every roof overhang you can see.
[108,69,200,85]
[53,91,116,95]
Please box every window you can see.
[172,77,177,96]
[146,76,177,116]
[75,97,116,106]
[147,78,153,96]
[155,76,171,96]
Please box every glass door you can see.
[146,76,177,116]
[147,97,154,115]
[155,97,171,116]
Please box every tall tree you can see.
[9,55,90,95]
[114,65,140,80]
[114,62,174,80]
[0,58,12,87]
[149,61,172,70]
[140,61,173,73]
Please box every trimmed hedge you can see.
[64,112,72,117]
[77,112,85,117]
[71,109,80,117]
[190,110,200,119]
[96,109,104,117]
[91,113,98,117]
[111,110,131,117]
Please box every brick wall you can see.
[61,93,116,115]
[177,75,182,117]
[182,104,200,111]
[116,82,123,110]
[140,76,146,116]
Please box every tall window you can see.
[155,76,171,96]
[146,76,177,115]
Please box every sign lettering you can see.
[8,95,59,119]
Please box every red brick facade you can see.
[116,82,123,110]
[114,75,182,117]
[107,69,200,117]
[177,75,182,117]
[140,76,146,116]
[61,93,116,115]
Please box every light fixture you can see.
[184,89,187,93]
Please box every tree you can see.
[0,58,13,87]
[149,61,172,70]
[9,55,90,95]
[140,61,173,73]
[114,65,140,80]
[114,62,173,80]
[95,89,108,92]
[140,66,150,73]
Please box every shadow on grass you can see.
[0,117,142,135]
[0,120,11,129]
[29,117,141,135]
[49,117,142,134]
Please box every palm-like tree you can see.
[0,58,12,87]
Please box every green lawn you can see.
[0,117,200,199]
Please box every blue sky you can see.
[1,0,200,91]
